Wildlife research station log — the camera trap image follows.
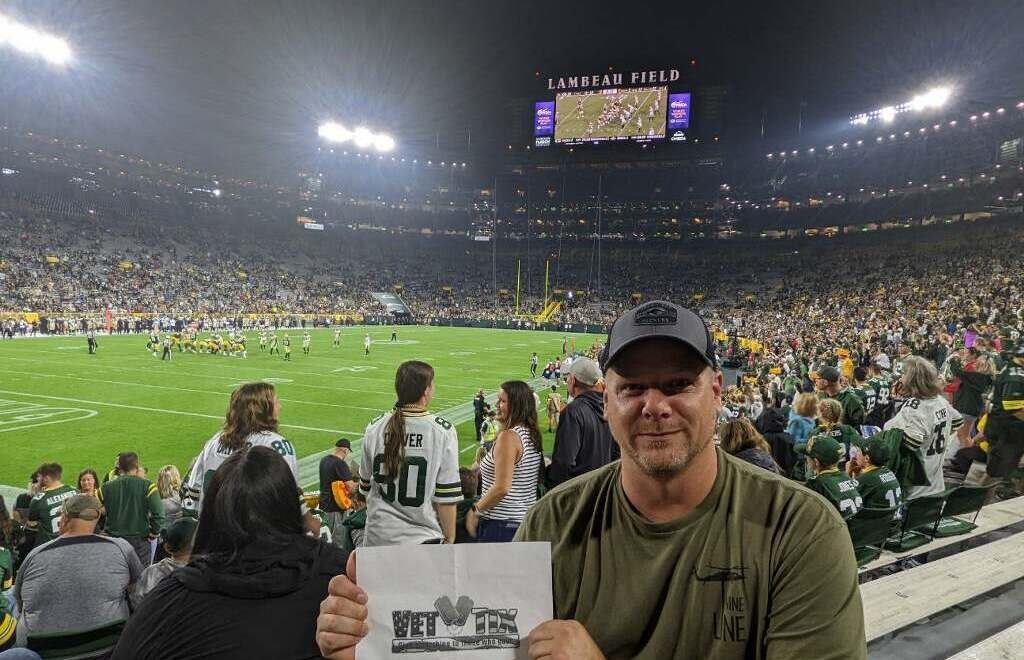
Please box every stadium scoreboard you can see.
[533,67,691,147]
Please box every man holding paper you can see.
[317,301,867,660]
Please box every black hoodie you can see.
[111,535,347,660]
[546,389,620,489]
[755,407,798,476]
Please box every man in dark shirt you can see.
[319,439,355,545]
[472,389,487,443]
[546,357,619,489]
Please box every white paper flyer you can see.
[357,542,553,659]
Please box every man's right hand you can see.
[317,551,369,659]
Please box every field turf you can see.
[0,326,602,496]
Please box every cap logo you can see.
[634,302,677,326]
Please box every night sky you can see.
[2,0,1023,181]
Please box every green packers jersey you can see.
[869,376,892,408]
[0,546,11,643]
[807,469,863,519]
[0,544,12,592]
[854,384,877,414]
[856,466,903,510]
[28,484,78,545]
[991,364,1024,415]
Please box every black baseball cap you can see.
[599,301,717,372]
[335,438,352,449]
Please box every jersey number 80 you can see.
[372,455,427,507]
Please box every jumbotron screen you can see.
[554,86,667,144]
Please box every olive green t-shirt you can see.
[515,448,866,660]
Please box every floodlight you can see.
[0,12,72,65]
[879,106,896,123]
[352,127,374,149]
[373,134,395,152]
[317,122,352,143]
[909,87,951,111]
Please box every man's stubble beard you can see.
[623,430,715,480]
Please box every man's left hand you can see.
[528,620,605,660]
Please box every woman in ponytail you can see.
[360,361,461,545]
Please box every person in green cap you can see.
[801,435,863,520]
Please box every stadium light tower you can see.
[0,12,72,65]
[849,85,953,126]
[317,121,397,153]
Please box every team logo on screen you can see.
[536,108,552,116]
[671,100,688,108]
[390,595,520,653]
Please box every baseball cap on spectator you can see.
[864,437,891,466]
[817,366,841,383]
[335,438,352,449]
[798,435,843,468]
[62,494,102,521]
[600,300,717,372]
[160,518,198,553]
[568,357,602,387]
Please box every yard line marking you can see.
[0,354,400,397]
[0,406,98,433]
[73,351,489,394]
[0,389,361,436]
[0,367,385,413]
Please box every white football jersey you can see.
[360,410,461,546]
[182,430,300,515]
[884,396,963,500]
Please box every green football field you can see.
[0,326,602,498]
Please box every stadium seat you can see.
[846,506,897,566]
[929,485,997,538]
[27,620,125,659]
[884,494,946,552]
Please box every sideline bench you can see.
[862,531,1024,641]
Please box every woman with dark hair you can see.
[110,447,347,660]
[470,380,543,542]
[360,360,461,545]
[76,469,100,498]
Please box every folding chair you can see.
[884,493,946,552]
[847,506,897,566]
